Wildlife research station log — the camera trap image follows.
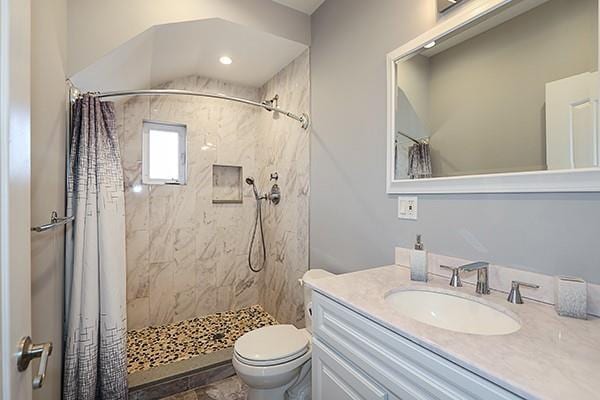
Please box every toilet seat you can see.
[234,348,309,367]
[234,325,309,367]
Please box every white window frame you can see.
[142,120,187,185]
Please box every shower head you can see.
[246,176,260,199]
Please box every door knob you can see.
[16,336,53,389]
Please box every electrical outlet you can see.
[398,196,418,220]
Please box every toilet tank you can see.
[301,269,335,334]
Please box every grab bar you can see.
[31,211,74,232]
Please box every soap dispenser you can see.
[410,234,428,282]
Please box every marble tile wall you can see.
[117,76,265,329]
[117,50,310,330]
[257,50,310,326]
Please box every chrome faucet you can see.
[440,261,490,295]
[507,280,539,304]
[462,262,490,295]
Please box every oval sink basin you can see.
[384,289,521,335]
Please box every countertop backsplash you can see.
[395,247,600,317]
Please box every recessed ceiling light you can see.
[424,41,436,49]
[219,56,233,65]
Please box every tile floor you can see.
[128,305,277,373]
[159,376,247,400]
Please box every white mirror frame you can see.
[386,0,600,194]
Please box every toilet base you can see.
[285,362,311,400]
[234,355,312,400]
[247,385,290,400]
[245,362,311,400]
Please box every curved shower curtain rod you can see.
[95,89,310,129]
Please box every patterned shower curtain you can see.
[63,94,128,399]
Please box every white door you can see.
[1,0,34,398]
[546,71,600,170]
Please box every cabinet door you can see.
[312,338,393,400]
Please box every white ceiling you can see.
[272,0,325,15]
[70,18,307,92]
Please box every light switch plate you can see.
[398,196,418,220]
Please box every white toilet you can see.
[232,269,334,400]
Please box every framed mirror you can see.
[387,0,600,193]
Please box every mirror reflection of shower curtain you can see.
[408,143,432,179]
[63,94,128,399]
[396,87,432,179]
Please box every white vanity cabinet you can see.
[311,291,523,400]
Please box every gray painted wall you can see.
[310,0,600,284]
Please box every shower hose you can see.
[248,197,266,272]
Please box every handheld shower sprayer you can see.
[246,177,266,272]
[245,173,282,273]
[245,177,260,200]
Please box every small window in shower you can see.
[142,120,187,185]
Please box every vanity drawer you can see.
[312,292,522,400]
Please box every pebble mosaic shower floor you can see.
[127,305,278,373]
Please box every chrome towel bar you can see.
[31,211,74,232]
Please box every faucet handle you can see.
[507,280,540,304]
[440,265,462,288]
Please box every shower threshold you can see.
[128,348,235,398]
[127,305,276,398]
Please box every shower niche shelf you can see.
[212,164,243,204]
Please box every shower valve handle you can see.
[268,184,281,205]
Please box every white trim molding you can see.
[386,0,600,194]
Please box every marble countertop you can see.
[306,265,600,400]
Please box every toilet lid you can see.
[234,325,309,365]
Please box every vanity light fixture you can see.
[424,41,436,49]
[219,56,233,65]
